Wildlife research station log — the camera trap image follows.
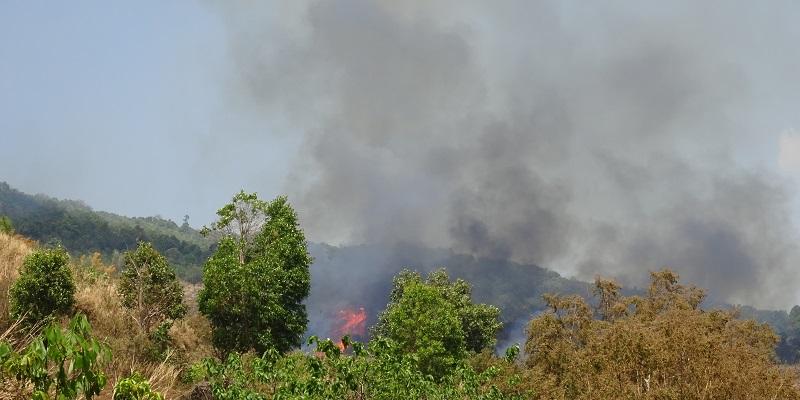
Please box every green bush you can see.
[200,336,521,400]
[9,246,75,323]
[0,313,110,399]
[118,242,186,334]
[0,215,13,234]
[112,374,164,400]
[376,281,466,378]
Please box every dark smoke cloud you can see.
[214,1,800,308]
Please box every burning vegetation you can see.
[334,307,367,351]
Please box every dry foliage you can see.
[524,269,800,399]
[0,232,33,326]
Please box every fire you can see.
[334,307,366,351]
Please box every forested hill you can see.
[0,182,213,281]
[4,181,800,361]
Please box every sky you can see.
[4,1,800,307]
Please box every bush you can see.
[0,313,110,399]
[118,242,186,334]
[112,374,164,400]
[375,280,466,378]
[0,215,13,234]
[200,336,519,400]
[375,269,503,353]
[524,270,800,399]
[9,246,75,323]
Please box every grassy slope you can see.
[0,232,212,398]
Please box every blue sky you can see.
[0,1,297,225]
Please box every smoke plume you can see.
[213,0,800,308]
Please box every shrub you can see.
[0,215,13,234]
[0,313,110,399]
[9,246,75,323]
[118,242,186,334]
[112,374,164,400]
[375,280,466,378]
[375,269,503,353]
[524,270,800,399]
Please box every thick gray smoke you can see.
[213,1,800,308]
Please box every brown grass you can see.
[0,235,212,399]
[71,256,197,399]
[0,232,33,325]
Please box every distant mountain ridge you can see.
[0,182,213,281]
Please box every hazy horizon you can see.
[5,1,800,308]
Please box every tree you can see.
[10,246,75,323]
[200,190,268,265]
[374,269,502,354]
[376,280,465,378]
[524,269,800,399]
[198,192,311,354]
[118,242,186,333]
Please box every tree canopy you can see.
[198,192,312,355]
[524,269,798,399]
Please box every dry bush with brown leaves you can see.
[524,270,800,399]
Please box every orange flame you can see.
[334,307,366,351]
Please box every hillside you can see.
[3,182,800,361]
[2,231,798,398]
[306,242,589,348]
[0,182,213,281]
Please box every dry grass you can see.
[0,235,215,398]
[0,232,33,325]
[71,256,198,399]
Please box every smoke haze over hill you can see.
[211,1,800,308]
[5,1,800,308]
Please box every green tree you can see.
[375,279,466,378]
[10,246,75,323]
[200,190,268,265]
[118,242,186,333]
[375,269,502,353]
[198,192,311,355]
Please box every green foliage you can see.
[199,193,312,355]
[200,190,268,265]
[373,269,502,377]
[201,336,523,400]
[10,246,75,323]
[118,242,186,333]
[0,314,110,399]
[112,374,164,400]
[0,215,13,234]
[0,182,212,282]
[376,280,466,378]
